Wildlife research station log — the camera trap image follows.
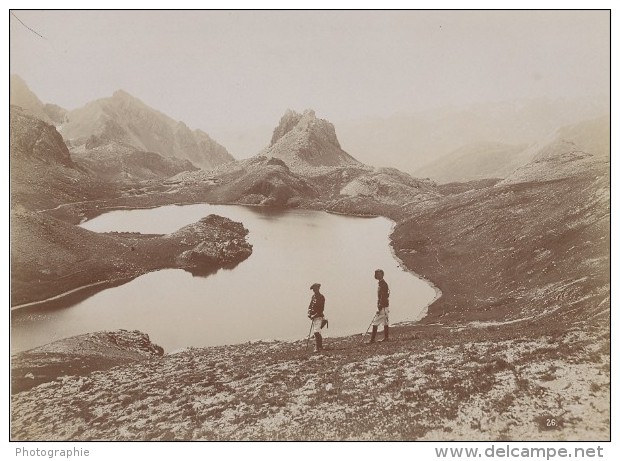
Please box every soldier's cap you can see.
[310,283,321,290]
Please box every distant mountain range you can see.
[500,115,610,185]
[340,97,609,178]
[11,75,610,186]
[10,75,233,171]
[414,142,528,183]
[213,96,609,183]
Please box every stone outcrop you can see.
[11,330,164,394]
[261,109,361,174]
[10,106,75,167]
[175,215,252,272]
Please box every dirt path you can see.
[11,279,120,311]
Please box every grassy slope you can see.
[392,165,609,328]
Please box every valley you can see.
[9,77,610,441]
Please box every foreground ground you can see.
[10,143,610,441]
[10,321,609,440]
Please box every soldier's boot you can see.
[314,332,323,352]
[380,325,390,342]
[367,326,378,344]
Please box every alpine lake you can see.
[12,204,437,353]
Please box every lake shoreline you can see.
[15,199,441,319]
[11,173,610,441]
[387,219,443,323]
[13,203,437,354]
[11,211,252,309]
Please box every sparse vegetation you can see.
[9,82,609,441]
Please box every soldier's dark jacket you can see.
[308,293,325,318]
[378,279,390,308]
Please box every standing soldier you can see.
[308,283,327,352]
[368,269,390,343]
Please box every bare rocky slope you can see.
[392,116,609,328]
[10,75,67,126]
[9,106,114,211]
[61,89,233,170]
[11,330,164,394]
[10,110,609,440]
[70,143,199,183]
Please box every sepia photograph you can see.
[8,7,611,446]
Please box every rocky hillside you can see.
[260,109,361,174]
[61,90,233,170]
[501,115,610,185]
[10,75,67,126]
[11,210,252,307]
[12,330,163,394]
[10,321,609,440]
[211,156,320,207]
[392,118,609,329]
[10,106,114,211]
[70,143,199,183]
[300,165,440,217]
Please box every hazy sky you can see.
[10,10,610,134]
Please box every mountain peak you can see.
[111,89,141,103]
[11,74,28,87]
[61,91,234,169]
[270,109,303,146]
[10,75,68,126]
[269,108,330,147]
[112,89,130,98]
[262,108,359,173]
[302,109,316,118]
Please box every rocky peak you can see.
[10,106,75,167]
[298,109,341,149]
[269,108,341,150]
[270,109,303,146]
[112,89,135,101]
[108,90,151,115]
[261,108,359,173]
